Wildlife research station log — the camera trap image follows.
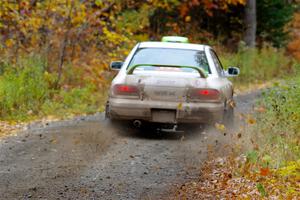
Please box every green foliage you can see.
[117,5,152,33]
[246,151,259,164]
[0,56,49,119]
[253,77,300,167]
[220,44,298,86]
[41,86,105,117]
[257,0,295,47]
[0,56,106,121]
[256,183,267,197]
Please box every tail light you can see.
[113,84,139,96]
[189,89,221,101]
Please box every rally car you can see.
[105,36,239,128]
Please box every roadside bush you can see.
[252,77,300,167]
[0,55,107,121]
[41,86,106,117]
[257,0,295,48]
[0,56,49,120]
[220,45,298,87]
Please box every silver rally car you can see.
[106,37,239,128]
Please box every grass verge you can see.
[250,77,300,166]
[220,45,299,91]
[0,55,108,122]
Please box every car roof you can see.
[138,41,208,51]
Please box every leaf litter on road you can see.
[173,155,300,199]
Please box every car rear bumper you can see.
[108,98,224,124]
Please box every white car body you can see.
[106,41,238,125]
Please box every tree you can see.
[257,0,294,48]
[244,0,257,47]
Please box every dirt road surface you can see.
[0,91,260,200]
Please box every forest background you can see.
[1,1,300,198]
[0,0,299,120]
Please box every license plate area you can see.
[144,86,186,101]
[151,109,176,123]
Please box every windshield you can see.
[128,48,210,74]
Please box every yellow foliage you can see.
[0,0,249,91]
[277,160,300,178]
[5,39,14,47]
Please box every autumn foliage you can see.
[0,0,298,120]
[1,0,132,88]
[0,1,299,198]
[288,12,300,61]
[0,0,297,87]
[0,0,247,88]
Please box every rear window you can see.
[128,48,210,74]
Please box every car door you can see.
[209,50,233,100]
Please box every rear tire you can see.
[223,106,234,128]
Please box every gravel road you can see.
[0,91,261,200]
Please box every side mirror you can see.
[225,66,240,77]
[110,61,123,71]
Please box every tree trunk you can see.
[244,0,257,47]
[54,0,74,89]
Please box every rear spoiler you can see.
[127,64,207,78]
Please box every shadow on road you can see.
[108,120,209,141]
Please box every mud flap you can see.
[105,101,110,119]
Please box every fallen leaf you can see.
[177,102,183,110]
[215,123,226,132]
[247,117,256,125]
[260,167,270,176]
[50,138,57,144]
[254,106,266,113]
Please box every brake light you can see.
[189,89,221,101]
[113,84,139,96]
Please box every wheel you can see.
[223,106,234,127]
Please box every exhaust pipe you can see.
[133,120,142,128]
